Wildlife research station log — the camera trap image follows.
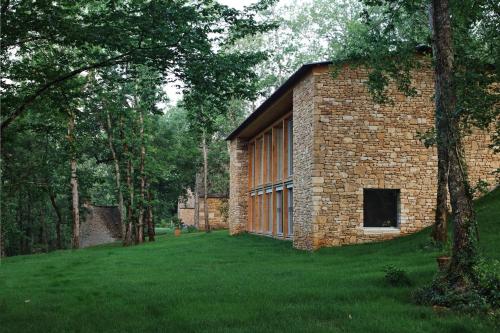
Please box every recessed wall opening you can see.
[363,189,400,228]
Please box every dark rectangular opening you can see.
[363,189,399,228]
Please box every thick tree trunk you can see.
[428,2,449,245]
[137,109,146,244]
[194,172,201,229]
[431,0,477,280]
[202,131,210,233]
[68,110,80,249]
[147,189,155,241]
[105,111,126,239]
[48,191,63,249]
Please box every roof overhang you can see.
[226,61,332,141]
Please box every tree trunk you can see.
[202,131,210,233]
[429,3,449,244]
[68,110,80,249]
[124,144,134,246]
[147,188,155,241]
[137,109,146,244]
[105,110,126,239]
[48,190,63,249]
[431,0,477,281]
[194,172,201,229]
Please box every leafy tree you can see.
[333,0,499,304]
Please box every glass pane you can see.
[266,133,272,183]
[267,193,273,233]
[288,120,293,176]
[276,127,283,180]
[276,191,283,234]
[288,189,293,235]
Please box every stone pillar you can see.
[292,73,317,250]
[228,138,248,235]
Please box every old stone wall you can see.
[198,197,229,230]
[291,72,316,250]
[228,138,248,234]
[310,62,499,248]
[80,205,121,248]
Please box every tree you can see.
[334,0,499,305]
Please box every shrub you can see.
[383,265,412,286]
[186,225,198,233]
[414,258,500,313]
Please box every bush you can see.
[186,225,198,233]
[414,258,500,313]
[383,265,412,286]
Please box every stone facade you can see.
[228,138,248,234]
[228,60,499,250]
[177,191,229,230]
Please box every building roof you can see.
[226,61,332,141]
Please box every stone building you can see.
[227,60,499,251]
[177,190,229,230]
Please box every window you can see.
[287,188,293,236]
[267,192,273,234]
[276,190,283,234]
[259,194,264,233]
[265,132,272,183]
[287,120,293,176]
[252,144,256,188]
[260,137,264,185]
[363,189,400,228]
[276,127,283,181]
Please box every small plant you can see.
[186,225,197,233]
[383,265,412,286]
[172,216,183,229]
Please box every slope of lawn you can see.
[1,189,499,333]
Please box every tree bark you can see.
[105,110,126,239]
[202,131,210,233]
[431,0,477,281]
[68,110,80,249]
[48,190,64,249]
[147,188,155,241]
[194,172,201,229]
[429,2,449,244]
[137,108,146,244]
[124,144,134,246]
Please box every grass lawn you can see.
[1,190,499,333]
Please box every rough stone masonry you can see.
[228,60,499,251]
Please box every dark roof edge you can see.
[226,61,332,141]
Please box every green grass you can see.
[1,189,499,333]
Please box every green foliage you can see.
[383,265,412,286]
[186,225,198,233]
[171,216,183,229]
[414,258,499,313]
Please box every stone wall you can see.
[198,197,229,230]
[80,205,121,248]
[310,62,499,248]
[291,72,316,250]
[228,138,248,234]
[178,191,228,229]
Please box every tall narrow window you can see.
[260,137,264,185]
[267,192,273,234]
[276,127,283,181]
[287,188,293,236]
[276,190,283,235]
[265,132,272,183]
[259,194,264,233]
[287,120,293,176]
[252,144,256,188]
